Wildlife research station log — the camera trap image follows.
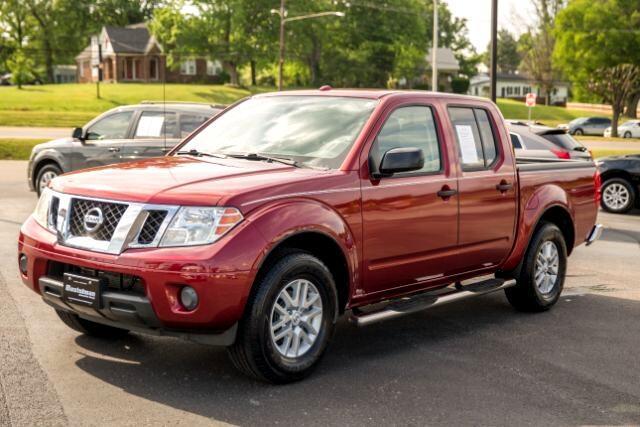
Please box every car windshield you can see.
[178,96,378,169]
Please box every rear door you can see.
[361,102,459,296]
[447,105,517,273]
[71,110,135,171]
[120,110,179,162]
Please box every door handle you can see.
[437,187,458,199]
[108,147,121,152]
[496,181,513,192]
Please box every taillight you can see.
[551,148,571,159]
[594,169,602,204]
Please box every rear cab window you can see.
[448,106,500,170]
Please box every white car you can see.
[604,120,640,138]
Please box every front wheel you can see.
[227,252,338,383]
[36,164,62,196]
[601,178,635,214]
[624,131,632,139]
[505,222,567,312]
[573,128,584,136]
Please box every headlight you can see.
[159,206,243,247]
[33,188,53,230]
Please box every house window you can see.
[149,58,158,80]
[80,61,86,77]
[206,60,222,76]
[180,59,196,76]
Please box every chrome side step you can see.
[350,278,516,327]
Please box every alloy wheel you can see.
[269,279,323,358]
[603,183,630,211]
[534,241,559,295]
[39,171,58,193]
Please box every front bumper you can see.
[18,216,258,343]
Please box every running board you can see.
[350,278,516,327]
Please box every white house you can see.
[468,72,570,106]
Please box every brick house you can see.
[75,23,223,84]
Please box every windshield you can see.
[541,132,585,151]
[178,96,378,169]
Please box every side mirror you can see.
[377,147,424,177]
[72,127,85,141]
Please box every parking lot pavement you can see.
[0,126,70,140]
[580,138,640,151]
[1,160,640,426]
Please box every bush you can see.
[451,77,470,94]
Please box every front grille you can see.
[137,210,168,244]
[69,199,128,241]
[48,261,145,296]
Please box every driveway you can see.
[1,160,640,426]
[0,126,70,140]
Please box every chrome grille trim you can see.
[47,191,179,255]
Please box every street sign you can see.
[525,93,537,107]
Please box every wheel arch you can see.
[32,157,62,189]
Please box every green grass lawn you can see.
[0,83,267,127]
[0,83,617,128]
[0,138,47,160]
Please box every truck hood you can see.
[51,155,310,206]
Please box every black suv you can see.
[597,154,640,214]
[28,102,223,195]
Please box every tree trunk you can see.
[625,92,640,119]
[224,61,239,86]
[611,106,620,138]
[250,60,257,86]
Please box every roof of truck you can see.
[255,88,490,102]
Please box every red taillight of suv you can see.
[551,148,571,159]
[594,169,602,203]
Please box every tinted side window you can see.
[86,111,133,140]
[180,114,209,138]
[510,133,522,149]
[372,106,441,174]
[474,109,498,164]
[134,111,177,139]
[449,107,500,170]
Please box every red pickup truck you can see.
[18,90,601,383]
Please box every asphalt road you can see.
[0,127,71,140]
[1,160,639,426]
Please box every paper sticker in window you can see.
[455,125,479,164]
[136,115,165,137]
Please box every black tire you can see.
[56,310,129,339]
[573,128,584,136]
[624,131,632,139]
[505,222,567,312]
[227,252,338,383]
[600,178,636,214]
[35,163,62,196]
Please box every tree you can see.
[8,50,34,88]
[484,29,520,74]
[519,0,565,105]
[0,0,36,86]
[554,0,640,136]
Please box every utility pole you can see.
[431,0,438,92]
[490,0,498,102]
[277,0,286,91]
[96,42,103,99]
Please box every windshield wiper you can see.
[226,152,300,168]
[175,149,228,159]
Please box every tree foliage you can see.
[554,0,640,135]
[484,29,520,75]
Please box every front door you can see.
[447,106,517,273]
[361,104,459,297]
[72,110,134,171]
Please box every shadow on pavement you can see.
[73,293,640,426]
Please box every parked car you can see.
[604,120,640,139]
[28,102,224,196]
[558,117,612,136]
[18,90,601,383]
[508,121,592,161]
[596,154,640,213]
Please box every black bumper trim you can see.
[38,276,237,346]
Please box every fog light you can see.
[18,254,28,275]
[179,286,198,311]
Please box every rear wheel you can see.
[36,164,62,196]
[505,223,567,312]
[227,252,337,383]
[601,178,635,213]
[56,310,129,339]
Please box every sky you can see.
[445,0,535,52]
